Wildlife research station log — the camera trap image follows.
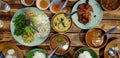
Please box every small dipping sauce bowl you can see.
[36,0,50,10]
[21,0,35,6]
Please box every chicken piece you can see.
[77,3,93,24]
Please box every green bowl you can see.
[74,47,98,58]
[27,48,47,58]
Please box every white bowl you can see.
[21,0,35,6]
[36,0,50,10]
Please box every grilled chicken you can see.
[77,2,93,24]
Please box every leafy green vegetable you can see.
[57,39,66,46]
[13,14,27,36]
[13,14,35,36]
[24,26,35,34]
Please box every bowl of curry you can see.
[50,34,70,55]
[51,12,72,33]
[85,28,107,48]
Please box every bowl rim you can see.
[36,0,50,10]
[21,0,35,6]
[100,0,120,11]
[51,12,72,33]
[73,47,98,58]
[85,28,108,48]
[49,34,71,55]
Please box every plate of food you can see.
[74,47,98,58]
[0,43,23,58]
[27,48,47,58]
[10,7,50,46]
[72,0,103,29]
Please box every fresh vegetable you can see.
[13,13,36,43]
[24,26,35,34]
[13,14,27,36]
[57,39,66,46]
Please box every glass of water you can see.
[0,0,10,12]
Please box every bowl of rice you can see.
[74,47,98,58]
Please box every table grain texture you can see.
[0,0,120,58]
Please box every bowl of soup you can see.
[51,12,72,33]
[85,28,107,48]
[36,0,50,10]
[50,34,70,55]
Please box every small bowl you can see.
[85,28,107,48]
[36,0,50,10]
[50,34,70,55]
[51,12,72,33]
[21,0,35,6]
[74,47,98,58]
[100,0,120,11]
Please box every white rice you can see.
[79,51,93,58]
[33,52,45,58]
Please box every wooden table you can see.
[0,0,120,58]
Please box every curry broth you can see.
[86,28,107,48]
[50,34,70,55]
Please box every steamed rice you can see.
[79,51,93,58]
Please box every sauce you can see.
[25,0,33,5]
[52,13,72,32]
[39,0,49,9]
[52,4,60,12]
[50,34,70,55]
[24,0,33,5]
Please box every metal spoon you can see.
[0,51,5,58]
[108,48,115,58]
[66,9,80,17]
[26,20,39,32]
[114,44,120,58]
[101,26,118,38]
[48,46,59,58]
[95,26,118,43]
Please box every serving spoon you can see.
[94,26,118,44]
[26,20,39,32]
[108,48,115,58]
[48,43,69,58]
[66,9,81,17]
[114,44,120,58]
[48,46,59,58]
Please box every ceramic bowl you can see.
[50,34,70,55]
[85,28,107,48]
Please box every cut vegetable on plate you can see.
[11,7,50,46]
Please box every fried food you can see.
[77,3,93,24]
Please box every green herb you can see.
[57,38,66,46]
[13,14,35,36]
[13,14,27,36]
